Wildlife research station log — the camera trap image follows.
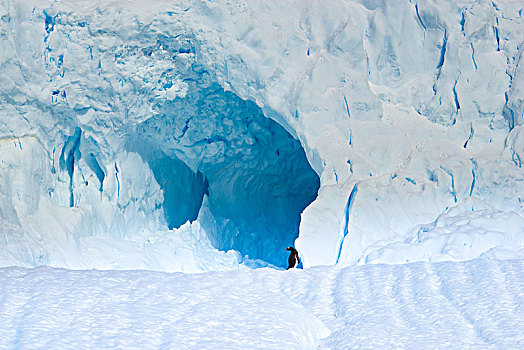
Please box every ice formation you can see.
[0,0,523,271]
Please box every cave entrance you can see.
[133,82,319,268]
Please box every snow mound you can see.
[1,257,522,348]
[360,207,524,264]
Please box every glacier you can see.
[0,0,523,271]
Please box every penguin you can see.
[285,247,300,270]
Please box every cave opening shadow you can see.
[133,86,320,268]
[201,116,320,268]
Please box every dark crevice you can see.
[336,183,358,264]
[512,152,522,168]
[470,43,477,70]
[493,25,500,51]
[59,127,82,207]
[432,29,448,95]
[405,177,416,185]
[132,146,209,230]
[436,30,448,71]
[86,153,105,192]
[426,168,438,182]
[114,162,120,199]
[343,95,351,119]
[503,96,515,131]
[452,75,461,113]
[440,166,457,203]
[415,4,427,30]
[469,159,478,196]
[502,44,521,131]
[43,10,56,42]
[463,123,474,148]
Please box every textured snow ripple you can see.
[1,257,522,349]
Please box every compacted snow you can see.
[1,257,523,349]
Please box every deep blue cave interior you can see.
[136,148,209,230]
[130,74,319,267]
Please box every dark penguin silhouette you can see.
[285,247,299,270]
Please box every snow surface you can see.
[0,0,523,270]
[1,257,523,349]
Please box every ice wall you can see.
[0,0,522,270]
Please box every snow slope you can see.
[1,257,523,349]
[0,0,523,270]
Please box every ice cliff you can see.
[0,0,523,271]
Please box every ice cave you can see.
[129,82,320,267]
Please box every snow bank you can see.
[0,0,523,270]
[359,206,524,264]
[0,257,522,348]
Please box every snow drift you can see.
[1,257,523,348]
[0,0,523,271]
